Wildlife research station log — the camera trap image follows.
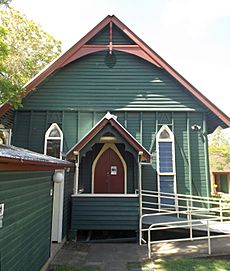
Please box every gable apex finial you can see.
[104,112,117,120]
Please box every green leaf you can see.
[0,7,62,107]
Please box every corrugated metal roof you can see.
[0,144,73,166]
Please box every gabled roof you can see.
[66,112,151,161]
[0,15,229,128]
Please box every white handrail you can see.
[147,216,230,258]
[139,189,230,258]
[142,192,226,206]
[142,189,225,201]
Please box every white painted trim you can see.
[91,143,127,194]
[156,125,177,208]
[72,193,138,197]
[74,162,79,194]
[44,123,63,159]
[51,169,64,243]
[73,152,80,194]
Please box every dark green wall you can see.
[0,171,53,271]
[62,170,75,239]
[21,51,204,112]
[71,196,139,231]
[11,30,210,199]
[86,24,135,45]
[12,111,210,198]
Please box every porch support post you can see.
[138,152,142,245]
[203,113,210,199]
[74,151,80,194]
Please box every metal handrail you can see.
[142,189,227,201]
[147,215,230,258]
[139,189,230,257]
[142,192,227,206]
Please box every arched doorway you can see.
[92,143,126,193]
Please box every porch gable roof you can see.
[66,112,151,162]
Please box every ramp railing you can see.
[139,190,230,257]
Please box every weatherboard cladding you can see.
[0,15,228,132]
[0,171,52,271]
[86,24,135,45]
[71,196,139,230]
[21,51,204,112]
[62,170,75,239]
[12,110,208,200]
[8,26,210,232]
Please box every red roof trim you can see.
[111,16,230,126]
[0,162,63,171]
[60,45,161,68]
[0,15,229,126]
[66,115,151,161]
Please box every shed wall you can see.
[0,171,53,271]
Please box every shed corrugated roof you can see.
[0,144,73,167]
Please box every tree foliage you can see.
[209,127,230,171]
[0,7,61,107]
[0,0,11,6]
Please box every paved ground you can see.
[49,236,230,271]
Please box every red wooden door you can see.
[94,148,124,193]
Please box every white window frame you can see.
[44,123,63,159]
[156,125,177,208]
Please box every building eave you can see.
[0,15,229,127]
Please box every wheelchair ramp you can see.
[139,190,230,258]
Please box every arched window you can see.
[44,123,63,159]
[156,125,176,207]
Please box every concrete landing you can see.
[49,236,230,271]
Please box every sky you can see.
[12,0,230,117]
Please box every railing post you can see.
[148,227,151,259]
[219,198,223,223]
[207,220,211,255]
[138,158,142,245]
[175,193,179,218]
[139,208,142,245]
[158,190,161,212]
[189,210,193,240]
[186,199,189,215]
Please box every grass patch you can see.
[127,258,230,271]
[51,266,100,271]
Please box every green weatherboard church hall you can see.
[0,15,230,271]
